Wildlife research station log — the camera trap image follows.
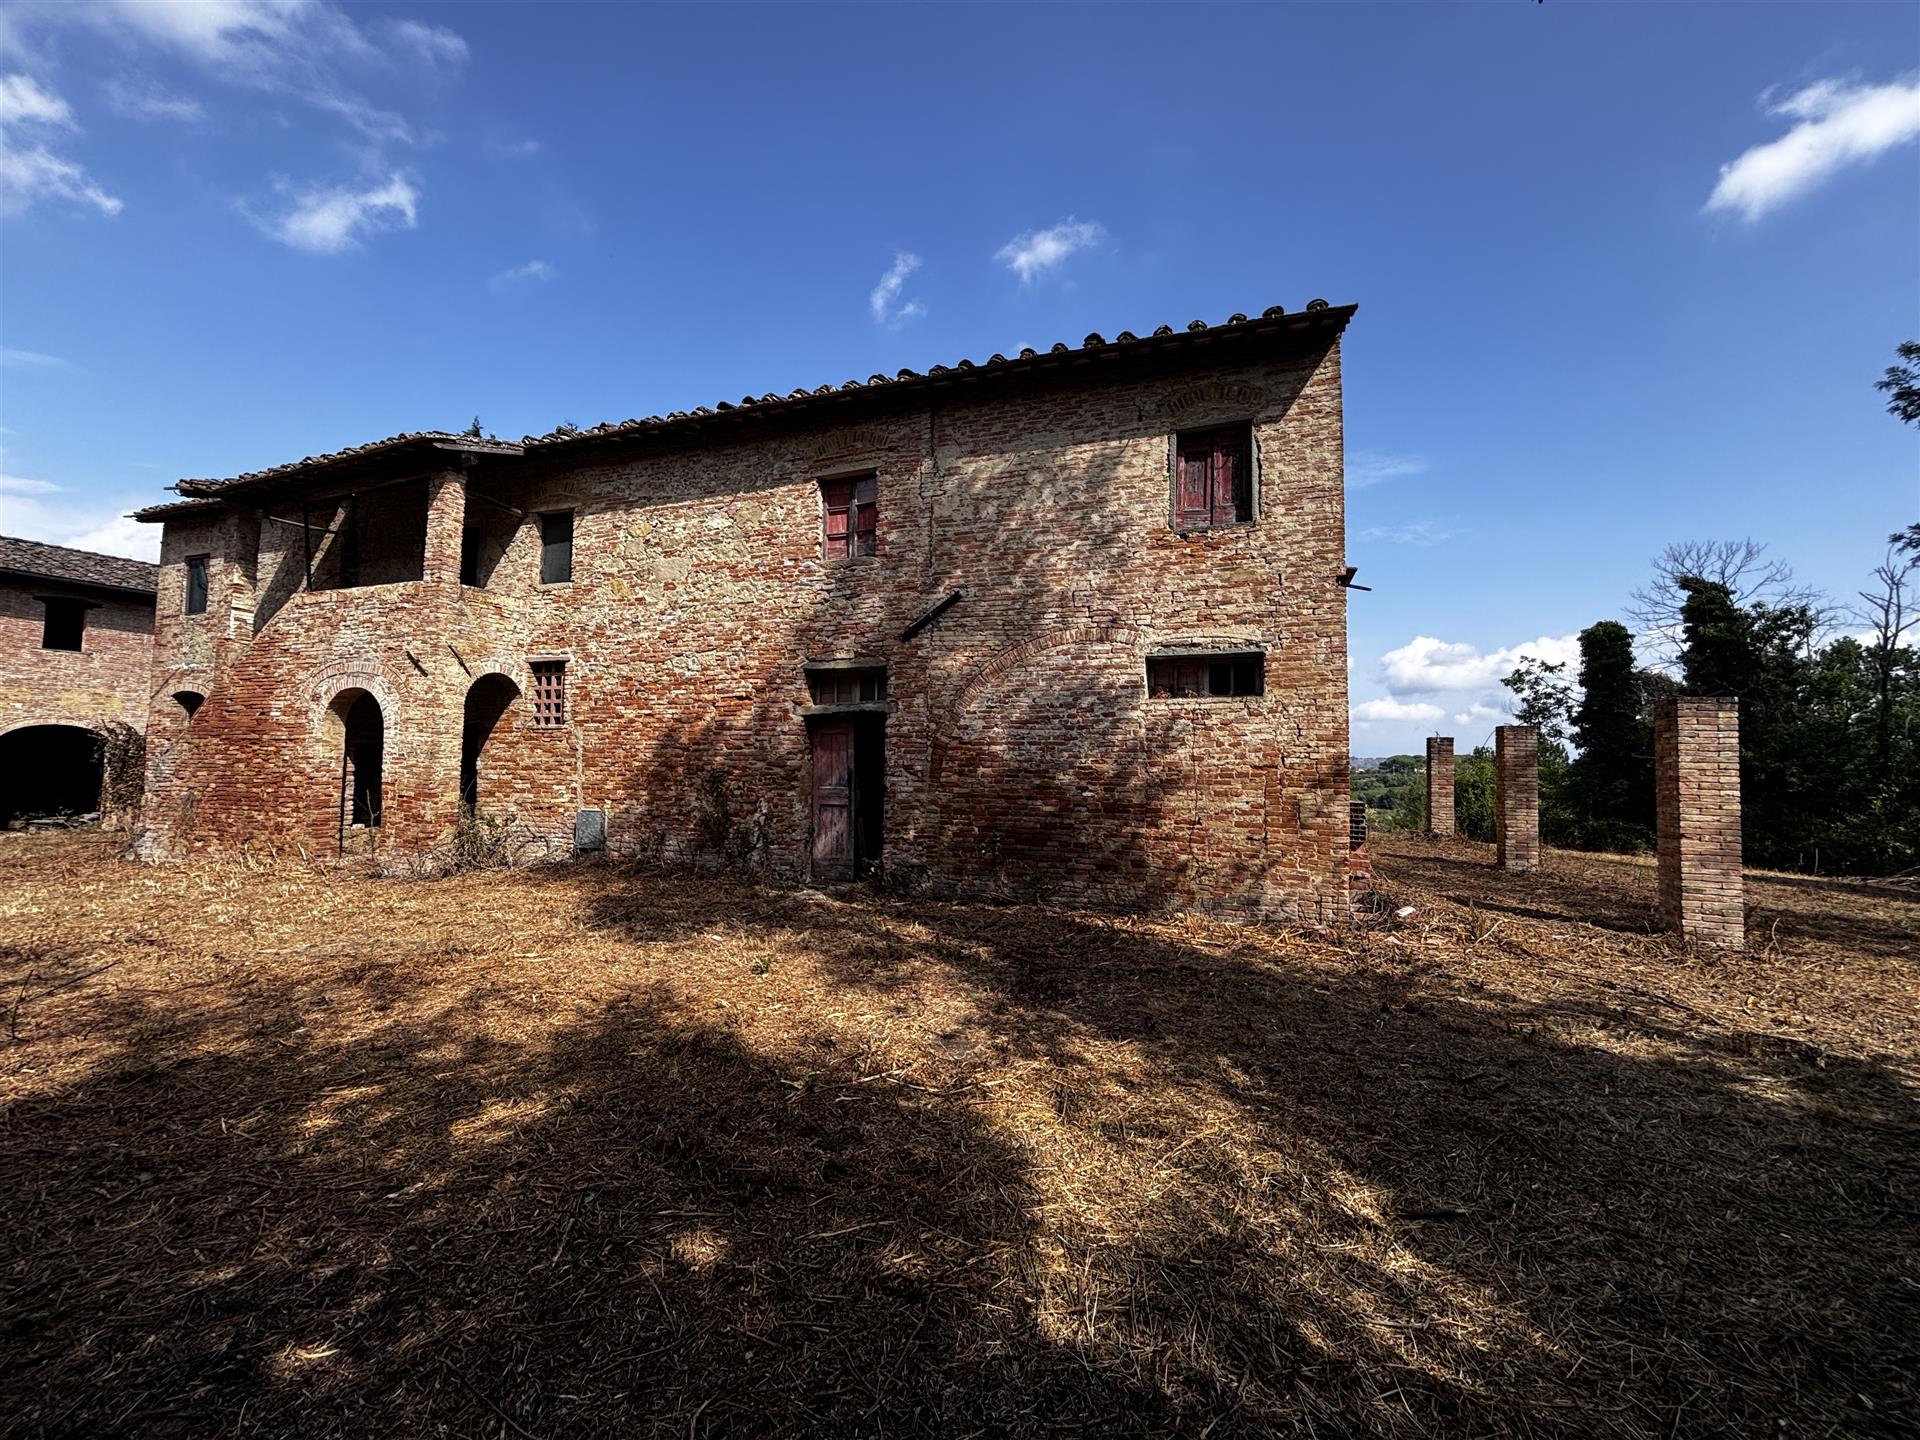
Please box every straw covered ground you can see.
[2,830,1915,1438]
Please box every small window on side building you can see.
[808,667,887,705]
[184,555,210,615]
[40,598,86,652]
[1147,652,1264,699]
[821,475,878,559]
[539,511,574,585]
[531,660,567,726]
[1173,423,1254,530]
[174,691,205,720]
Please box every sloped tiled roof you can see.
[146,300,1353,507]
[0,534,158,595]
[520,300,1352,450]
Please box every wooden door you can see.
[811,720,856,881]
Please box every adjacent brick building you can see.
[132,302,1361,919]
[0,536,157,826]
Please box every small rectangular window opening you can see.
[808,667,887,706]
[1173,422,1255,530]
[539,511,574,585]
[459,527,481,587]
[1147,652,1264,699]
[184,555,210,615]
[40,598,86,652]
[531,660,567,726]
[821,475,878,559]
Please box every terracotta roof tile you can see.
[145,302,1353,501]
[0,534,158,594]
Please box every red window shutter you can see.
[1175,440,1211,528]
[1211,432,1250,527]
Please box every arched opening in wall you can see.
[326,689,385,850]
[173,691,205,720]
[0,724,103,826]
[460,674,520,809]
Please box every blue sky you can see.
[2,1,1916,754]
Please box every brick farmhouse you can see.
[133,302,1362,919]
[0,536,156,827]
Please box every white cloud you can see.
[1358,519,1462,546]
[251,172,416,253]
[1,347,72,368]
[489,258,554,290]
[0,71,122,218]
[490,137,542,158]
[65,512,160,562]
[1379,633,1580,696]
[0,472,61,495]
[1452,702,1507,727]
[1347,450,1428,489]
[103,75,206,123]
[385,19,468,69]
[0,475,159,562]
[1707,74,1920,221]
[0,72,70,126]
[995,217,1106,284]
[1352,697,1446,724]
[868,251,925,327]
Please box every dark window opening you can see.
[459,527,482,587]
[39,598,85,652]
[1173,422,1255,530]
[531,660,567,727]
[174,691,205,720]
[821,474,878,559]
[184,555,209,615]
[0,724,103,824]
[539,511,574,584]
[808,667,887,706]
[1147,652,1265,699]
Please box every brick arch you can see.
[0,713,115,740]
[303,656,400,715]
[1149,381,1269,428]
[943,621,1144,721]
[808,422,893,469]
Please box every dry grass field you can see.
[3,830,1915,1438]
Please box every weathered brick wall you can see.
[1,577,153,823]
[1654,696,1744,950]
[1425,736,1454,836]
[1494,724,1539,872]
[140,343,1354,919]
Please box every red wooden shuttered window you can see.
[821,475,878,558]
[531,660,566,727]
[1172,423,1255,530]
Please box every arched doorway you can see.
[327,689,384,851]
[0,724,103,826]
[460,674,520,809]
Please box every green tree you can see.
[1453,747,1497,843]
[1569,621,1654,851]
[1876,341,1920,426]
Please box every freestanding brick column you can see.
[1494,725,1539,872]
[1425,736,1455,836]
[1655,697,1744,950]
[423,468,467,587]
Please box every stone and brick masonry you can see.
[1654,696,1744,949]
[134,304,1361,920]
[1494,724,1539,873]
[0,536,156,825]
[1425,735,1454,837]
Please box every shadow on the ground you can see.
[3,848,1915,1438]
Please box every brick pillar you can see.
[423,468,466,586]
[1494,725,1539,872]
[1425,736,1454,836]
[1655,697,1744,950]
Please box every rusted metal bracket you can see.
[900,588,963,641]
